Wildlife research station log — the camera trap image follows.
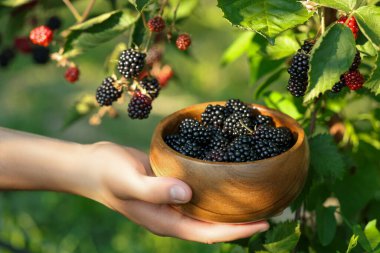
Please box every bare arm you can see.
[0,127,269,243]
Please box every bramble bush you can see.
[0,0,380,252]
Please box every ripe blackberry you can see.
[201,104,227,128]
[253,139,281,160]
[0,48,15,67]
[223,112,253,137]
[225,135,256,162]
[32,46,50,64]
[207,127,230,151]
[337,16,359,39]
[287,52,310,97]
[128,92,152,119]
[252,114,274,127]
[29,26,53,47]
[204,149,228,162]
[225,99,249,115]
[180,141,204,159]
[95,77,122,106]
[344,71,364,90]
[300,40,314,54]
[350,51,361,71]
[179,118,211,144]
[331,76,346,93]
[252,125,294,152]
[65,66,80,83]
[14,37,32,54]
[46,16,62,30]
[117,49,146,79]
[165,134,186,153]
[147,16,166,33]
[176,33,191,51]
[139,77,160,99]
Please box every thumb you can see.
[130,175,192,204]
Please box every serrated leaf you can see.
[313,0,357,12]
[346,235,359,253]
[309,134,345,180]
[0,0,31,7]
[365,53,380,95]
[364,220,380,250]
[304,24,356,103]
[353,225,372,252]
[220,31,254,66]
[128,0,152,12]
[316,206,337,246]
[63,10,139,57]
[354,6,380,50]
[217,0,314,44]
[265,33,300,60]
[264,221,300,253]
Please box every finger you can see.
[115,199,269,243]
[128,175,192,204]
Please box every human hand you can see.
[85,142,270,244]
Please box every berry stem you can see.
[170,0,181,33]
[238,119,254,135]
[159,0,168,16]
[320,7,325,35]
[80,0,96,23]
[62,0,82,22]
[309,95,322,135]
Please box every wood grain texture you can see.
[150,102,309,223]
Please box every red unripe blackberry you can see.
[128,92,152,119]
[65,66,80,83]
[117,48,146,79]
[96,77,122,106]
[147,16,166,33]
[337,16,359,39]
[344,71,364,90]
[29,26,53,47]
[176,33,191,51]
[14,37,32,53]
[156,65,174,87]
[32,46,50,64]
[139,77,160,99]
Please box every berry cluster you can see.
[165,99,295,162]
[288,33,365,97]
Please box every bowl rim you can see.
[153,101,306,166]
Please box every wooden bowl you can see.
[150,102,309,223]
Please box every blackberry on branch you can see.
[287,52,310,97]
[201,104,227,128]
[350,51,361,71]
[46,16,62,30]
[128,92,152,119]
[331,76,346,93]
[139,77,160,99]
[117,49,146,79]
[0,48,15,67]
[300,40,314,54]
[95,77,122,106]
[32,46,50,64]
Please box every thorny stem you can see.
[63,0,82,22]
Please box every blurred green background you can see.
[0,0,259,252]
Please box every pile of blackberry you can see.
[95,48,161,120]
[164,99,295,162]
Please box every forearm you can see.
[0,127,99,199]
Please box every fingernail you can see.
[170,185,187,203]
[259,224,270,233]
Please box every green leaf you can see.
[217,0,314,44]
[346,235,359,253]
[313,0,357,12]
[254,66,286,99]
[63,10,139,57]
[365,54,380,95]
[364,220,380,250]
[304,24,356,103]
[353,225,372,252]
[265,33,300,60]
[264,221,300,253]
[354,6,380,50]
[316,206,337,246]
[128,0,152,12]
[0,0,31,7]
[131,16,146,47]
[309,134,345,180]
[263,91,303,120]
[220,31,254,66]
[105,42,127,76]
